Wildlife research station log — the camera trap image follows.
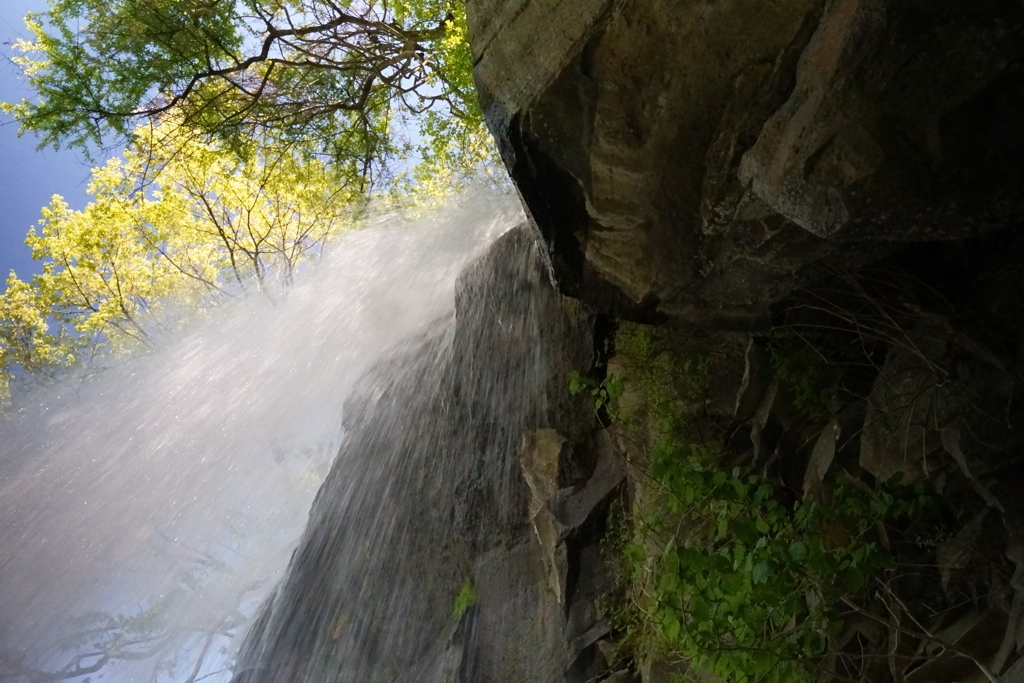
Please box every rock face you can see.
[233,5,1024,682]
[467,0,1024,327]
[230,226,625,683]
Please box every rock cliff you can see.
[467,2,1024,682]
[468,0,1024,327]
[231,226,620,683]
[233,4,1024,682]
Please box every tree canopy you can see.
[0,3,504,679]
[0,0,504,405]
[1,117,366,405]
[2,0,490,189]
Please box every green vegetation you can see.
[0,118,361,403]
[591,324,942,683]
[452,577,477,619]
[1,0,506,406]
[1,0,496,191]
[568,370,624,417]
[767,330,841,423]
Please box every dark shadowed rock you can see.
[468,0,1024,327]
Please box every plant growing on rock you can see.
[452,577,476,619]
[592,323,948,683]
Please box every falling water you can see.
[229,208,595,683]
[0,191,537,682]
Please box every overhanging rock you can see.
[468,0,1024,327]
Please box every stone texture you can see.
[468,0,1024,327]
[230,227,631,683]
[520,428,570,602]
[229,226,598,683]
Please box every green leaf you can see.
[664,549,680,576]
[625,543,645,564]
[7,0,497,196]
[788,541,809,562]
[751,561,770,585]
[733,542,747,568]
[867,548,894,571]
[662,609,681,641]
[721,572,743,594]
[735,520,759,543]
[679,547,705,571]
[755,483,773,502]
[3,119,361,367]
[604,375,625,399]
[452,577,476,618]
[845,567,865,592]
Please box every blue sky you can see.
[0,0,93,281]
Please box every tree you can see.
[2,0,492,191]
[0,0,508,402]
[0,1,502,677]
[0,272,79,407]
[0,545,259,683]
[0,118,360,401]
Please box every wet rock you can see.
[937,509,991,595]
[566,542,613,656]
[557,429,626,531]
[392,608,475,683]
[468,542,566,682]
[520,429,571,602]
[470,435,626,683]
[1003,656,1024,683]
[519,426,626,607]
[750,377,780,466]
[703,336,750,418]
[904,609,1008,683]
[803,416,840,501]
[230,225,598,683]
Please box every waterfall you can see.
[225,214,598,683]
[228,211,596,683]
[0,191,547,682]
